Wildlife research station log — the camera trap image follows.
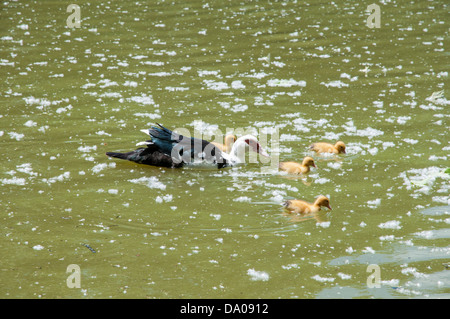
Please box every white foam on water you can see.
[8,132,25,141]
[78,145,97,152]
[16,163,37,176]
[267,78,306,87]
[247,268,270,281]
[414,230,434,239]
[92,163,115,174]
[378,220,401,230]
[127,94,155,105]
[129,176,167,190]
[155,194,173,203]
[367,198,381,208]
[320,80,349,88]
[134,112,161,119]
[203,79,229,90]
[1,177,27,186]
[311,274,335,282]
[337,272,352,280]
[42,172,71,184]
[24,120,37,127]
[233,196,252,202]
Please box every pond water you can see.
[1,0,449,298]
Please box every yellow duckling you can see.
[211,134,236,153]
[309,141,346,154]
[283,195,332,214]
[279,156,317,175]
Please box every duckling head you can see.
[225,134,237,146]
[315,195,332,210]
[335,141,346,154]
[302,156,317,168]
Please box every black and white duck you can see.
[106,123,269,169]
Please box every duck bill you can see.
[259,149,270,157]
[246,139,270,157]
[327,204,332,210]
[254,143,269,157]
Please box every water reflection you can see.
[282,210,331,224]
[278,173,313,186]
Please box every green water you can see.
[1,0,449,299]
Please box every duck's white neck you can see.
[229,139,249,163]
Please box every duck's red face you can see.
[245,138,269,157]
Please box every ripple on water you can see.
[328,205,450,298]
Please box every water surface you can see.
[1,0,449,298]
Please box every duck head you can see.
[224,134,237,146]
[302,156,317,168]
[230,135,270,162]
[314,195,332,210]
[335,141,346,154]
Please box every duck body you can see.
[106,124,269,169]
[279,156,316,174]
[106,123,228,169]
[310,141,346,154]
[283,195,332,214]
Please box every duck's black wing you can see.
[144,123,229,168]
[106,124,229,168]
[106,143,183,168]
